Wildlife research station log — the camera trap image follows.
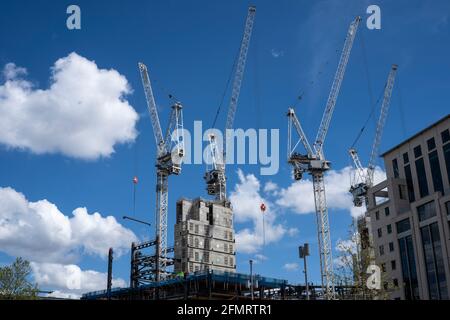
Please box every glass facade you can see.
[444,143,450,186]
[428,150,444,194]
[417,201,436,222]
[404,165,415,203]
[427,137,436,151]
[414,145,422,158]
[420,223,448,299]
[399,236,419,300]
[393,158,399,178]
[396,218,411,234]
[403,152,409,164]
[442,129,450,144]
[415,158,429,198]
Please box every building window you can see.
[396,218,411,234]
[428,150,444,194]
[230,257,234,267]
[391,260,396,270]
[403,152,409,164]
[194,237,199,248]
[189,263,193,273]
[393,278,399,287]
[381,263,386,272]
[188,249,193,259]
[377,228,382,238]
[399,184,407,200]
[387,224,392,234]
[375,211,380,220]
[415,158,429,198]
[443,143,450,186]
[404,165,415,203]
[420,223,448,299]
[189,223,193,231]
[188,236,193,246]
[399,235,419,300]
[379,245,384,256]
[441,129,450,144]
[194,224,199,234]
[414,145,422,158]
[195,265,200,272]
[427,137,436,151]
[392,158,399,178]
[224,256,228,266]
[417,201,436,222]
[194,251,199,262]
[385,207,390,217]
[389,242,394,252]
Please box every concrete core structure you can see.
[365,114,450,299]
[174,198,236,274]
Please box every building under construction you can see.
[174,198,236,274]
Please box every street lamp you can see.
[299,243,310,300]
[249,259,254,300]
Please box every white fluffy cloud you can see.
[275,166,386,218]
[283,263,299,271]
[229,166,385,254]
[31,262,127,299]
[0,187,137,264]
[0,52,138,159]
[229,170,292,254]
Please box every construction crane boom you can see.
[204,6,256,201]
[287,17,360,300]
[314,17,361,156]
[367,64,398,185]
[225,5,256,134]
[287,108,313,158]
[349,64,398,207]
[139,62,184,282]
[139,63,165,156]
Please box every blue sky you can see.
[0,0,449,297]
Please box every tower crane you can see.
[287,16,361,300]
[349,64,398,207]
[138,62,185,282]
[204,5,256,202]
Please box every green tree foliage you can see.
[0,257,39,300]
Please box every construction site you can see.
[75,5,450,301]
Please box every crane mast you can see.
[349,64,398,207]
[139,62,184,282]
[204,6,256,201]
[287,16,360,300]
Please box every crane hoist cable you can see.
[291,42,352,112]
[211,47,240,129]
[132,132,139,216]
[350,83,386,149]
